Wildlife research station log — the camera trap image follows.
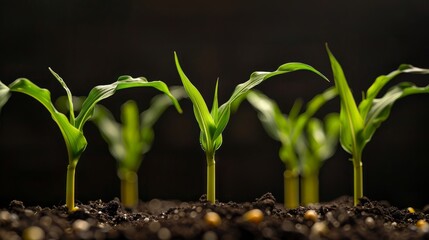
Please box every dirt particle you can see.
[22,226,45,240]
[310,221,328,237]
[365,217,376,229]
[73,219,90,232]
[202,231,218,240]
[157,227,171,240]
[148,221,161,232]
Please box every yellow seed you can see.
[304,210,318,222]
[417,219,428,226]
[243,209,264,224]
[204,212,221,227]
[416,219,429,233]
[407,207,415,214]
[23,226,45,240]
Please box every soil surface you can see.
[1,193,429,240]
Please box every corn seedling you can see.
[326,45,429,205]
[0,69,182,212]
[174,52,329,204]
[89,87,186,208]
[246,87,338,208]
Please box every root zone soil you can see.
[1,193,429,240]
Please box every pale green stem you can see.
[353,153,363,206]
[284,169,299,209]
[66,161,78,212]
[118,169,139,208]
[206,153,215,204]
[301,171,319,205]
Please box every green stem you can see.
[284,169,299,209]
[301,171,319,205]
[353,154,363,206]
[206,153,215,204]
[118,169,139,208]
[66,161,78,212]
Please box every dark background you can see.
[1,0,429,209]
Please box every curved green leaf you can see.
[49,68,75,124]
[75,75,182,131]
[214,62,330,141]
[92,104,125,161]
[140,86,188,153]
[0,81,11,112]
[363,83,429,145]
[7,78,87,161]
[174,53,216,152]
[359,64,429,120]
[326,45,364,155]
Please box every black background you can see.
[1,0,429,208]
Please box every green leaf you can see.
[246,90,283,141]
[121,100,143,171]
[326,45,364,155]
[0,81,11,112]
[359,64,429,120]
[363,82,429,144]
[174,52,216,152]
[7,78,87,162]
[75,75,182,132]
[214,62,330,142]
[49,68,76,124]
[140,86,188,153]
[92,104,125,161]
[300,113,340,174]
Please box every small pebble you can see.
[311,221,328,236]
[0,211,11,221]
[304,210,318,222]
[73,219,90,232]
[204,212,221,227]
[190,211,198,218]
[157,227,171,240]
[22,226,45,240]
[416,219,429,233]
[243,209,264,224]
[365,217,375,229]
[408,207,416,214]
[148,221,161,232]
[39,216,52,227]
[202,231,218,240]
[143,217,150,223]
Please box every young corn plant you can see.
[174,52,329,204]
[297,114,340,205]
[89,87,186,208]
[0,69,182,212]
[326,45,429,205]
[246,87,338,208]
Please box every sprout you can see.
[326,44,429,205]
[0,69,182,212]
[246,87,338,208]
[174,52,328,204]
[90,87,186,208]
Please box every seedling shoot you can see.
[90,87,186,208]
[326,45,429,205]
[0,69,182,212]
[246,87,338,208]
[174,52,329,204]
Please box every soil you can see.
[1,193,429,240]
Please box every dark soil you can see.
[1,193,429,240]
